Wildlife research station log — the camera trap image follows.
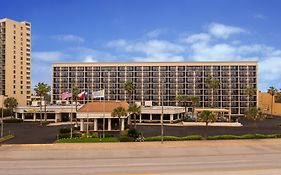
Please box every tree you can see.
[245,107,265,134]
[128,102,141,129]
[205,75,220,108]
[176,95,189,120]
[197,110,216,139]
[267,86,277,118]
[190,96,199,118]
[246,86,256,110]
[4,97,18,118]
[72,86,80,123]
[275,89,281,103]
[34,82,50,125]
[43,88,51,121]
[111,106,127,136]
[124,80,135,126]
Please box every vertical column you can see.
[33,113,36,121]
[80,119,84,131]
[170,114,173,123]
[121,118,125,131]
[108,118,111,131]
[55,113,61,123]
[44,113,47,121]
[22,113,25,121]
[94,118,98,131]
[139,114,142,123]
[15,112,18,119]
[150,114,152,121]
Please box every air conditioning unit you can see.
[144,101,152,107]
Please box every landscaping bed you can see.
[0,135,14,143]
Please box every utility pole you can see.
[161,74,164,143]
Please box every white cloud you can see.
[33,51,69,61]
[146,29,164,38]
[83,55,98,62]
[52,34,84,43]
[183,33,211,44]
[207,23,246,39]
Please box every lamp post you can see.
[161,74,165,143]
[1,95,8,138]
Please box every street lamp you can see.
[161,74,165,143]
[1,95,8,138]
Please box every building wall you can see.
[258,92,281,116]
[52,61,258,116]
[0,18,31,106]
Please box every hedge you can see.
[145,135,202,141]
[3,118,23,123]
[207,134,281,140]
[57,137,118,143]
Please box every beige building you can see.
[0,18,31,107]
[258,92,281,116]
[52,61,258,117]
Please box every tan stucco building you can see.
[258,91,281,116]
[0,18,31,107]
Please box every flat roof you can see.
[52,61,258,67]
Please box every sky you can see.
[1,0,281,91]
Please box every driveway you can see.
[1,123,67,144]
[137,117,281,137]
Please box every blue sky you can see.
[1,0,281,91]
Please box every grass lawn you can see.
[56,137,119,143]
[0,135,14,142]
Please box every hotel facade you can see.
[52,61,258,117]
[0,18,31,106]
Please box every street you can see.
[1,139,281,174]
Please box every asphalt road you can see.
[1,139,281,175]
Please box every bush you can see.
[208,135,240,140]
[104,133,115,138]
[59,127,71,134]
[0,108,12,117]
[72,132,82,138]
[58,133,71,139]
[119,136,135,142]
[3,118,23,123]
[145,135,202,142]
[182,135,203,140]
[127,128,140,139]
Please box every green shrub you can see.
[208,135,240,140]
[119,136,134,142]
[59,127,71,134]
[104,133,115,138]
[72,132,82,138]
[239,134,255,139]
[127,128,140,139]
[3,118,23,123]
[89,132,98,138]
[182,135,203,140]
[58,133,71,139]
[57,137,118,143]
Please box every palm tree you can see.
[72,86,80,123]
[246,86,256,110]
[275,89,281,103]
[4,97,18,118]
[205,75,220,108]
[43,88,51,121]
[124,80,135,126]
[197,110,216,139]
[245,107,265,134]
[34,82,50,125]
[190,96,199,118]
[111,106,127,136]
[267,86,277,118]
[124,80,135,104]
[176,95,189,120]
[128,102,141,129]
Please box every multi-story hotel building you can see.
[0,18,31,106]
[52,61,258,116]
